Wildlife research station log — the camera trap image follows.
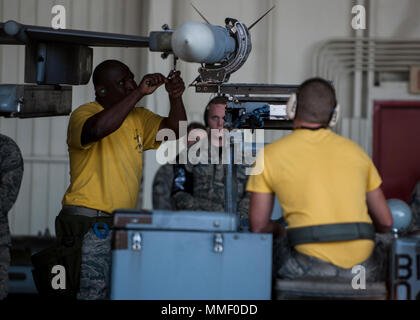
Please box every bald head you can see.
[296,78,337,125]
[92,59,137,108]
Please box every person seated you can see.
[408,181,420,231]
[171,96,251,219]
[246,77,393,282]
[152,122,207,210]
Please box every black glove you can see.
[171,164,193,196]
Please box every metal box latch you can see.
[132,232,142,251]
[213,233,224,253]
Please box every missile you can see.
[169,18,252,82]
[149,5,275,83]
[171,21,236,64]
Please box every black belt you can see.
[62,205,111,218]
[287,222,375,246]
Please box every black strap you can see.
[287,222,375,246]
[296,126,326,130]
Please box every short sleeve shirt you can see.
[247,129,382,268]
[62,101,163,213]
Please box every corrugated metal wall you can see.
[1,0,419,236]
[0,0,152,236]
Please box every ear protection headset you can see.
[203,105,210,127]
[286,82,340,128]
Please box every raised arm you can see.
[159,70,187,138]
[82,73,167,146]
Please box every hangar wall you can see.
[0,0,154,236]
[0,0,419,236]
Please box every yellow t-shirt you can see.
[62,101,163,213]
[246,129,382,268]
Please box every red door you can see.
[373,100,420,202]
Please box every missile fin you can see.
[248,5,276,31]
[190,2,211,24]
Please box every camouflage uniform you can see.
[408,181,420,231]
[54,207,113,300]
[0,134,24,300]
[172,138,250,219]
[152,164,175,210]
[77,227,113,300]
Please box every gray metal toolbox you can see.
[110,210,272,300]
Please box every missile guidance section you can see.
[151,18,252,84]
[188,18,252,84]
[171,21,236,64]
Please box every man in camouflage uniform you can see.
[153,164,175,210]
[171,97,251,219]
[409,181,420,231]
[0,134,23,300]
[153,122,207,210]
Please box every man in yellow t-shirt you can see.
[247,78,393,281]
[56,60,187,300]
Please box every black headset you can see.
[203,105,210,127]
[286,78,340,128]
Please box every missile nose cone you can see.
[172,21,215,63]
